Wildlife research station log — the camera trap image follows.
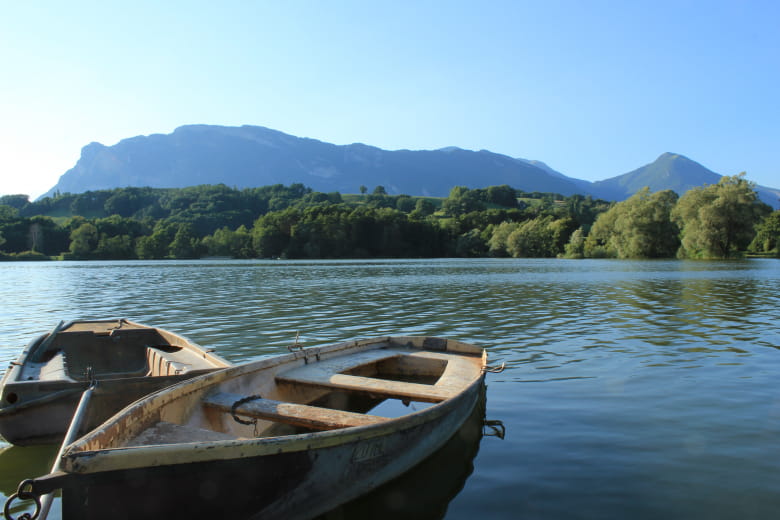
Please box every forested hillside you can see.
[1,178,777,261]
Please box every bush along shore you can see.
[0,176,778,261]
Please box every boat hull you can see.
[0,319,231,446]
[60,376,485,520]
[0,371,217,446]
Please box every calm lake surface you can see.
[1,258,779,519]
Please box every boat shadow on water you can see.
[316,387,489,520]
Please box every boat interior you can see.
[111,342,486,448]
[19,321,214,383]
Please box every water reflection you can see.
[1,259,779,519]
[0,444,57,496]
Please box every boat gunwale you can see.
[60,336,486,475]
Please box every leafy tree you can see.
[563,227,586,258]
[372,186,387,195]
[487,221,519,257]
[671,174,770,258]
[136,222,177,259]
[0,195,29,210]
[749,210,780,256]
[442,186,485,216]
[455,229,488,257]
[410,199,436,219]
[95,234,136,259]
[359,185,367,195]
[584,188,679,258]
[202,225,254,258]
[0,205,19,220]
[252,208,300,258]
[168,224,200,258]
[505,216,562,258]
[485,185,518,207]
[395,195,416,213]
[69,223,98,258]
[69,191,112,216]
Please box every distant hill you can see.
[591,153,720,200]
[592,153,779,208]
[41,125,586,199]
[40,125,779,209]
[515,158,594,193]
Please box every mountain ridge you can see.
[40,125,779,208]
[43,124,587,199]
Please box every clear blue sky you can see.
[1,0,778,198]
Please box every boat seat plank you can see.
[276,348,482,403]
[279,373,455,403]
[203,392,389,431]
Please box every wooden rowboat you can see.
[0,319,231,446]
[28,336,487,519]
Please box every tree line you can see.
[0,177,778,261]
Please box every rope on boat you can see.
[230,394,264,425]
[231,394,264,436]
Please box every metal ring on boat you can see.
[4,479,41,520]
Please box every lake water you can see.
[1,258,779,519]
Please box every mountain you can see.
[515,158,593,192]
[591,153,720,200]
[592,153,779,208]
[41,125,586,199]
[40,126,779,209]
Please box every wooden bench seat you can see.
[275,348,482,403]
[203,392,389,431]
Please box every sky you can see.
[1,0,778,199]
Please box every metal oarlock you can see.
[483,362,506,373]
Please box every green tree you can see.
[95,234,136,259]
[584,188,679,258]
[395,195,416,213]
[443,186,485,216]
[202,225,254,258]
[506,216,556,257]
[136,222,177,259]
[563,227,586,258]
[671,174,770,258]
[485,185,518,207]
[455,229,488,257]
[168,224,199,258]
[69,222,98,258]
[0,205,19,220]
[487,221,520,257]
[749,210,780,256]
[410,199,436,219]
[0,195,29,210]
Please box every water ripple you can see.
[2,258,780,518]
